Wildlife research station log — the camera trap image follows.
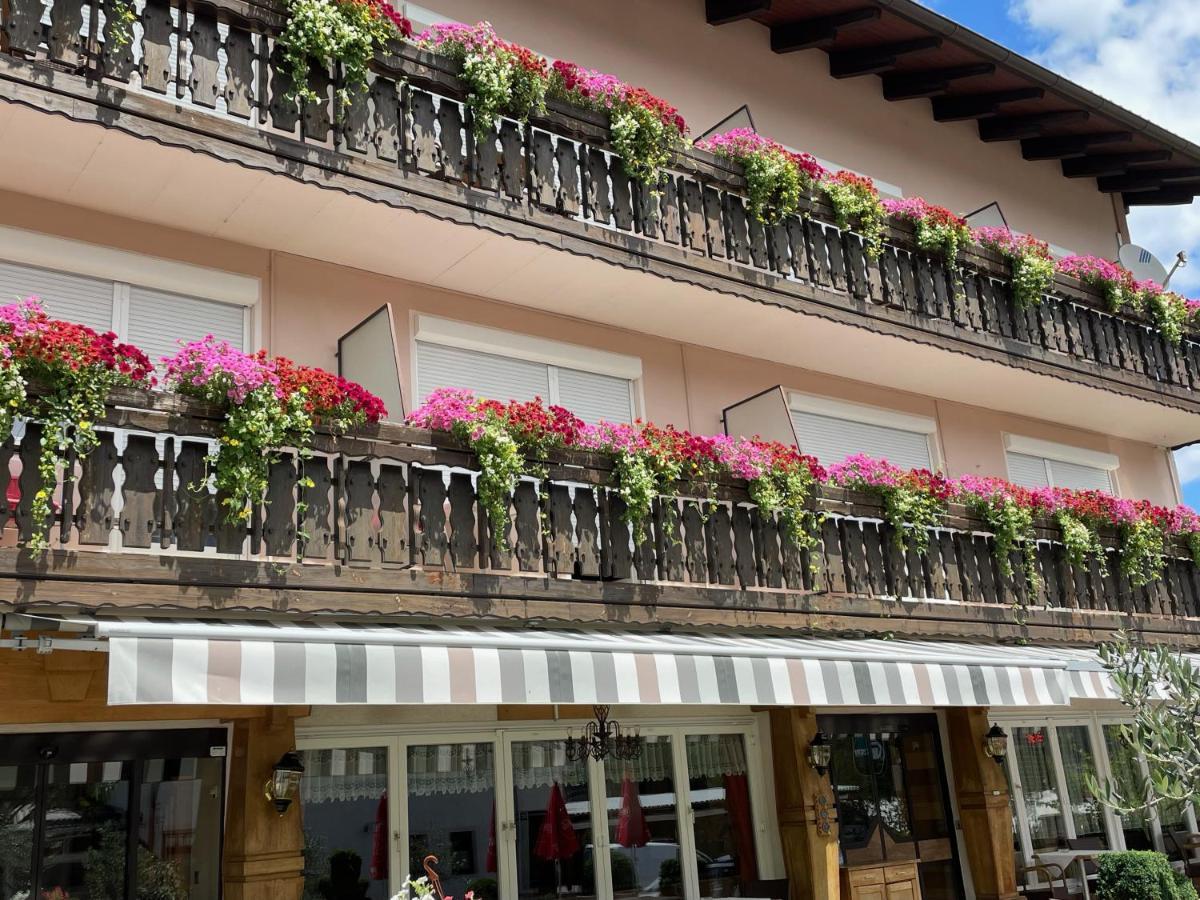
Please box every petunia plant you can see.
[826,455,950,555]
[1135,280,1197,346]
[820,170,887,258]
[973,226,1056,309]
[696,129,824,224]
[0,299,154,549]
[883,197,973,265]
[279,0,411,105]
[1056,255,1137,311]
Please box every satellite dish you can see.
[1118,242,1169,286]
[337,304,405,422]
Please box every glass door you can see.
[0,728,227,900]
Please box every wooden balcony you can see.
[3,388,1200,645]
[0,0,1198,415]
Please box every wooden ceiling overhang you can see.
[705,0,1200,208]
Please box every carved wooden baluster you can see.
[376,461,408,564]
[213,489,247,555]
[48,0,85,66]
[302,65,333,143]
[413,467,447,568]
[556,139,582,217]
[222,20,255,119]
[301,456,333,561]
[119,434,160,549]
[267,43,301,134]
[473,123,502,192]
[780,522,808,592]
[606,493,634,580]
[786,216,811,282]
[447,470,478,570]
[681,500,707,584]
[512,480,541,573]
[611,166,635,232]
[842,521,870,595]
[342,459,375,564]
[806,219,831,287]
[882,527,907,598]
[483,490,513,572]
[187,5,221,108]
[633,504,657,582]
[702,186,726,259]
[370,77,401,163]
[72,429,117,546]
[100,0,138,82]
[498,120,525,202]
[546,483,574,577]
[583,147,611,225]
[656,497,683,582]
[529,130,557,211]
[825,224,848,292]
[635,179,662,239]
[659,176,683,246]
[172,441,211,552]
[574,485,600,578]
[724,194,750,265]
[3,0,47,55]
[262,455,296,557]
[748,215,770,270]
[437,99,468,182]
[731,505,758,588]
[705,503,735,586]
[681,179,706,256]
[139,0,175,94]
[767,222,790,276]
[757,509,783,590]
[821,518,847,594]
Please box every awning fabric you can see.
[0,615,1114,708]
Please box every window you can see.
[788,393,937,470]
[0,227,257,361]
[414,316,641,425]
[1004,435,1117,493]
[297,721,768,900]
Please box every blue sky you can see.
[924,0,1200,507]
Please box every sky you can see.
[923,0,1200,507]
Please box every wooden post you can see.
[944,708,1019,900]
[769,707,840,900]
[223,709,307,900]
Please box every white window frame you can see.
[1003,434,1120,493]
[413,314,644,417]
[787,390,942,469]
[0,224,261,349]
[296,713,769,899]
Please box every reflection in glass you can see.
[1055,727,1107,844]
[300,747,390,900]
[511,741,594,899]
[40,761,131,900]
[829,733,915,867]
[604,736,684,899]
[138,757,223,900]
[0,764,35,900]
[407,743,497,900]
[685,734,756,897]
[1101,725,1154,851]
[1012,727,1064,853]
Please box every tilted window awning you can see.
[1,614,1118,709]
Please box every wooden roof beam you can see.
[770,7,880,53]
[1060,151,1174,178]
[930,87,1045,121]
[882,63,996,100]
[978,110,1090,141]
[1125,188,1199,207]
[1097,168,1200,193]
[1022,132,1134,161]
[706,0,771,26]
[829,36,944,78]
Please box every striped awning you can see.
[0,615,1122,708]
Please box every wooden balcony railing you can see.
[3,388,1199,631]
[0,0,1198,410]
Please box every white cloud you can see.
[1175,443,1200,484]
[1010,0,1200,295]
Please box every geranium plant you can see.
[550,60,687,186]
[162,336,384,526]
[883,197,973,265]
[827,455,951,555]
[973,227,1056,309]
[696,129,824,224]
[418,22,549,141]
[0,299,154,549]
[279,0,411,105]
[1134,280,1198,346]
[1056,255,1137,311]
[820,170,887,258]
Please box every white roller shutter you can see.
[0,260,114,332]
[416,341,550,404]
[790,408,932,470]
[127,286,246,363]
[1006,452,1052,489]
[556,367,633,424]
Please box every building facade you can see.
[1,1,1200,900]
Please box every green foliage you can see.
[1096,851,1198,900]
[880,483,944,555]
[609,103,680,186]
[452,410,526,545]
[1056,510,1108,572]
[1010,253,1057,310]
[966,494,1038,591]
[821,172,886,258]
[1120,518,1168,588]
[747,463,823,562]
[84,825,188,900]
[279,0,398,105]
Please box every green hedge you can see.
[1096,851,1198,900]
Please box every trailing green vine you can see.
[821,170,887,258]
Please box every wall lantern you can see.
[984,724,1009,765]
[807,731,833,776]
[564,705,643,762]
[264,750,305,815]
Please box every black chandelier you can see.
[563,705,643,762]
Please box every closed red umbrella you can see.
[534,781,581,861]
[615,775,649,848]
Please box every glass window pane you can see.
[684,734,756,897]
[829,733,915,867]
[300,747,390,900]
[510,740,594,899]
[40,760,132,900]
[1101,725,1154,851]
[604,736,684,899]
[1012,727,1065,852]
[1055,726,1108,845]
[0,764,36,900]
[138,756,223,900]
[407,743,496,900]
